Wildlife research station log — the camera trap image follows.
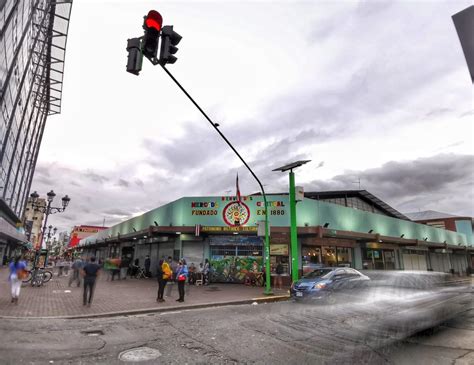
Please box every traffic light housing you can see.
[126,38,142,75]
[159,25,182,65]
[142,10,163,64]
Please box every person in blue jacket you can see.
[9,255,27,304]
[175,258,188,302]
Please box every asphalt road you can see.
[0,287,472,365]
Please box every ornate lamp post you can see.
[30,190,71,251]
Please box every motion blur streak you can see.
[257,272,472,364]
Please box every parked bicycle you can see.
[22,267,53,286]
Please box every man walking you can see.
[68,256,83,287]
[81,256,101,307]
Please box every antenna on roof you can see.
[351,177,361,190]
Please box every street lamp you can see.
[30,190,71,251]
[273,160,311,283]
[45,225,57,250]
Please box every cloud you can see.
[84,171,109,184]
[305,154,474,216]
[116,179,130,188]
[102,208,130,217]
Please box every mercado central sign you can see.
[189,196,289,227]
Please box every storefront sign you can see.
[270,244,289,255]
[202,226,258,232]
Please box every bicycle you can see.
[22,268,53,285]
[134,266,148,279]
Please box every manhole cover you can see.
[119,347,162,362]
[81,330,104,336]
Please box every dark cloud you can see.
[102,208,130,217]
[84,171,109,184]
[305,154,474,216]
[117,179,130,188]
[135,179,144,188]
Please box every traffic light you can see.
[159,25,182,65]
[126,38,142,75]
[142,10,163,64]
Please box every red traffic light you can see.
[145,10,163,31]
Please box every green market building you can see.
[78,190,473,283]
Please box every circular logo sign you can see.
[223,201,250,227]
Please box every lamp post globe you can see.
[47,190,56,203]
[30,191,39,203]
[62,195,71,209]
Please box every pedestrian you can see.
[175,259,188,302]
[157,258,172,302]
[68,256,84,287]
[188,262,196,285]
[110,257,120,281]
[144,255,151,278]
[81,256,101,307]
[104,258,112,281]
[274,262,284,290]
[63,257,70,276]
[8,256,27,304]
[165,256,176,297]
[130,258,140,277]
[57,257,64,277]
[203,258,210,285]
[120,256,129,280]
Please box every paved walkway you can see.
[0,268,289,318]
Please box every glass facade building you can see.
[0,0,72,250]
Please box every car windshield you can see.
[303,269,333,279]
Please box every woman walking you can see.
[175,259,188,303]
[9,256,27,304]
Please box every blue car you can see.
[290,267,370,301]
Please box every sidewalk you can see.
[0,268,289,319]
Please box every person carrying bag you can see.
[175,259,188,303]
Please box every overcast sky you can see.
[31,0,473,234]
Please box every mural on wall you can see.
[210,256,263,283]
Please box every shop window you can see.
[336,247,352,267]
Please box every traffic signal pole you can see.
[160,65,273,296]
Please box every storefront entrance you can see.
[363,248,396,270]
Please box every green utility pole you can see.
[262,194,272,295]
[272,160,310,284]
[289,171,299,283]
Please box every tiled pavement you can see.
[0,267,289,318]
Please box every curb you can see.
[0,294,290,320]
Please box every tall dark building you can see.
[0,0,72,258]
